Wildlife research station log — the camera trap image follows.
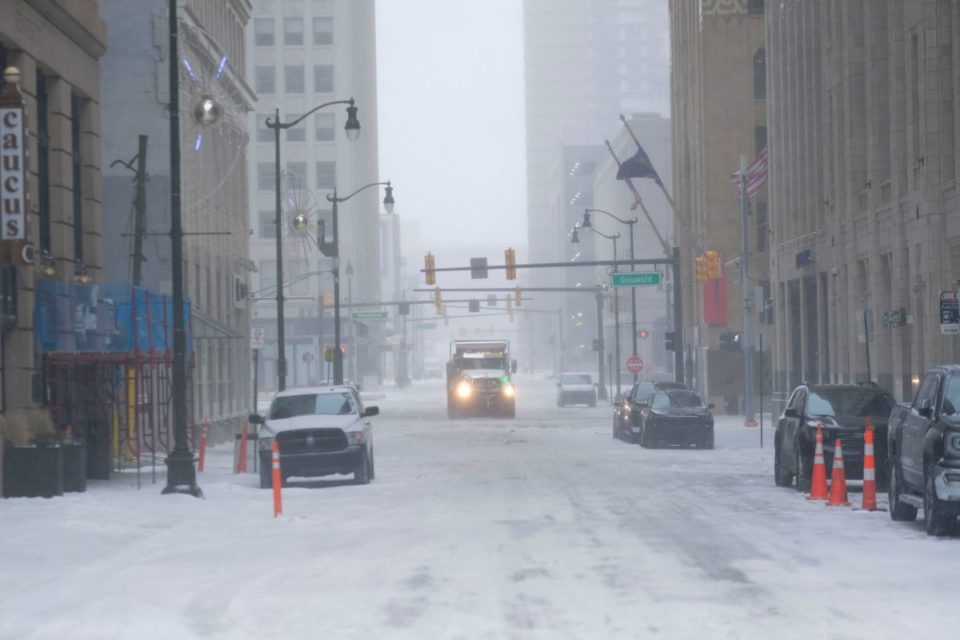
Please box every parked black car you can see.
[887,366,960,536]
[774,383,895,493]
[613,380,688,442]
[635,388,714,448]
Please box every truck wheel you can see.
[353,448,371,485]
[504,403,516,419]
[702,431,714,450]
[889,457,918,522]
[924,467,954,536]
[774,440,793,487]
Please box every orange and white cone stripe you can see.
[861,420,878,511]
[271,439,282,517]
[827,439,850,507]
[807,424,829,500]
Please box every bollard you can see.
[271,439,282,517]
[236,421,249,474]
[197,418,209,473]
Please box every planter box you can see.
[61,442,87,493]
[3,446,64,498]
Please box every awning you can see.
[191,310,243,340]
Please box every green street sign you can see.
[611,272,661,287]
[352,310,389,320]
[416,322,438,329]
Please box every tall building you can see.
[669,0,768,410]
[246,0,380,391]
[524,0,670,369]
[0,5,107,405]
[100,0,255,434]
[767,0,960,403]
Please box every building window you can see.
[313,65,334,93]
[313,17,333,45]
[255,66,275,94]
[254,18,274,46]
[315,161,336,189]
[284,17,304,46]
[747,0,764,16]
[315,113,335,141]
[258,162,275,191]
[37,69,51,251]
[257,114,273,142]
[258,210,276,239]
[755,126,767,154]
[71,94,84,264]
[753,49,766,100]
[286,113,305,142]
[285,65,305,94]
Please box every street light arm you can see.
[585,207,638,226]
[328,180,391,203]
[589,228,620,241]
[266,98,355,130]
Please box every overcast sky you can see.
[376,0,527,255]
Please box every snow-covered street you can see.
[1,375,957,639]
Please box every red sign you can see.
[627,355,644,374]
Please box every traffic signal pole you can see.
[740,154,755,423]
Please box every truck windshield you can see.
[806,389,893,418]
[460,357,505,370]
[270,392,356,419]
[944,376,960,415]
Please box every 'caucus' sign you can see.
[1,106,25,240]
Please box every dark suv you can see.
[774,383,896,492]
[613,380,688,442]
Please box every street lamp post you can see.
[572,225,621,398]
[325,182,394,385]
[583,208,639,383]
[265,99,360,391]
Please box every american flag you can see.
[730,148,768,199]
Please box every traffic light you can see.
[664,331,676,352]
[398,301,410,316]
[434,287,442,313]
[506,296,514,322]
[505,247,517,280]
[719,331,742,351]
[638,329,649,340]
[323,290,334,306]
[424,253,436,285]
[695,255,708,284]
[469,299,480,313]
[705,250,721,280]
[514,287,522,307]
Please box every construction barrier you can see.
[271,440,282,517]
[807,424,828,501]
[197,418,209,473]
[827,439,850,507]
[861,420,878,511]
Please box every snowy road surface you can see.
[1,375,957,639]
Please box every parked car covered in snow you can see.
[557,372,597,407]
[250,385,379,488]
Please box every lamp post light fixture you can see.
[265,98,360,392]
[584,208,640,383]
[325,181,394,385]
[39,250,57,278]
[572,225,623,398]
[73,261,93,286]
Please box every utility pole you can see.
[595,289,607,400]
[740,154,755,423]
[131,136,148,286]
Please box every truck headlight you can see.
[346,430,366,445]
[457,380,473,399]
[502,383,515,398]
[258,436,274,452]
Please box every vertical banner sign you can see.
[0,106,25,240]
[940,290,959,335]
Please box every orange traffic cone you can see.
[271,439,283,517]
[827,439,850,507]
[861,419,878,511]
[807,424,829,500]
[65,424,73,440]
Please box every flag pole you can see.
[602,139,670,257]
[739,153,756,426]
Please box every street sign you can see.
[627,355,644,374]
[352,310,388,320]
[940,290,959,335]
[470,257,488,279]
[416,322,437,329]
[611,272,661,287]
[250,327,265,350]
